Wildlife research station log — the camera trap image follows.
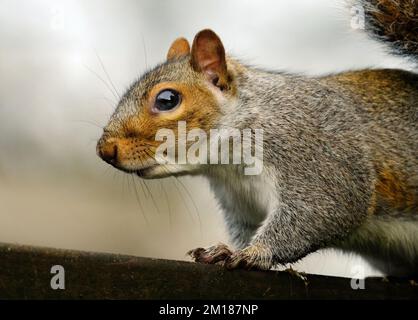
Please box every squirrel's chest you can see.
[208,168,278,225]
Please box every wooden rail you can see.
[0,243,416,299]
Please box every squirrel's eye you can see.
[154,89,181,112]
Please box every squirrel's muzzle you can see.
[97,138,118,165]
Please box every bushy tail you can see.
[361,0,418,59]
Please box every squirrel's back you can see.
[319,1,418,272]
[322,69,417,216]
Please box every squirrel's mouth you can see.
[135,164,188,179]
[135,164,161,178]
[104,161,160,178]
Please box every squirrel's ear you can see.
[191,29,229,90]
[167,37,190,60]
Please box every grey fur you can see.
[99,0,418,275]
[208,65,417,274]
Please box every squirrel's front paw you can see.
[187,243,233,265]
[225,245,273,271]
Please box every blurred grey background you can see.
[0,0,414,278]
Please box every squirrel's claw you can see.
[188,243,274,271]
[187,243,232,265]
[225,245,273,271]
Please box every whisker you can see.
[70,119,104,129]
[96,96,117,111]
[174,176,202,234]
[103,165,112,177]
[142,179,163,216]
[83,63,119,101]
[142,148,202,231]
[121,172,127,198]
[95,50,121,99]
[160,180,172,229]
[155,163,202,233]
[130,174,149,224]
[170,176,195,223]
[141,33,148,70]
[131,162,162,217]
[136,157,150,200]
[140,151,170,217]
[112,170,117,182]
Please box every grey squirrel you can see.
[97,0,418,276]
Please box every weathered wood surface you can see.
[0,243,416,299]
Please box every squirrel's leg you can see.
[225,200,367,270]
[224,201,327,270]
[188,199,355,270]
[225,219,259,249]
[189,192,371,270]
[223,204,311,270]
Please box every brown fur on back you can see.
[324,69,418,216]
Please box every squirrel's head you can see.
[97,29,238,178]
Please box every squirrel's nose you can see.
[97,138,118,164]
